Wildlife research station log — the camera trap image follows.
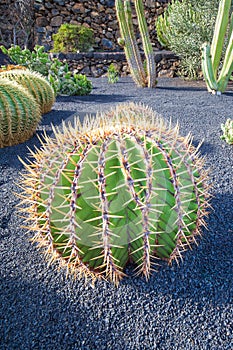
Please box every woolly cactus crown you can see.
[19,103,210,285]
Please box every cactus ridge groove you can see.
[19,103,211,285]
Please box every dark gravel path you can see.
[0,77,233,350]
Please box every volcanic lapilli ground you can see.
[0,77,232,350]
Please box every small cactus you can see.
[19,103,210,285]
[0,79,41,148]
[0,69,55,114]
[220,118,233,144]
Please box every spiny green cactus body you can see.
[116,0,156,88]
[0,79,41,148]
[0,69,55,114]
[201,0,233,94]
[20,103,210,285]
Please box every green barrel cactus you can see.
[0,69,55,114]
[19,103,210,285]
[0,78,41,148]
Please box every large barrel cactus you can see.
[0,69,55,114]
[20,103,210,285]
[0,79,41,148]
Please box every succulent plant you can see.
[0,78,41,148]
[19,103,210,285]
[0,69,55,114]
[220,118,233,144]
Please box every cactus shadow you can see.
[126,192,233,305]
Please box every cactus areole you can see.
[20,104,210,285]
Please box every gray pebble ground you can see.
[0,77,233,350]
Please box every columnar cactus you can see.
[0,79,41,148]
[0,69,55,113]
[116,0,156,88]
[19,103,210,285]
[201,0,233,94]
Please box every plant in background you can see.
[220,119,233,144]
[201,0,233,94]
[0,45,93,96]
[156,0,219,79]
[116,0,156,88]
[0,78,41,148]
[0,45,52,76]
[19,103,210,285]
[107,63,119,84]
[51,23,94,53]
[49,62,92,96]
[0,69,55,114]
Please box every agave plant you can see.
[19,103,210,285]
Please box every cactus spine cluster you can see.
[115,0,156,88]
[201,0,233,94]
[19,103,210,285]
[0,79,41,148]
[0,69,55,114]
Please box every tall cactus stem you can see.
[210,0,231,78]
[217,19,233,92]
[115,0,147,87]
[135,0,157,88]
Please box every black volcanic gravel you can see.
[0,77,233,350]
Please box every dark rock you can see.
[101,38,113,50]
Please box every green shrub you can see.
[52,23,94,53]
[156,0,219,79]
[0,45,93,96]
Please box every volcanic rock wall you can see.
[0,0,170,51]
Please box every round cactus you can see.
[0,78,41,148]
[0,69,55,114]
[19,103,210,285]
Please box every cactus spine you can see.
[0,69,55,114]
[19,103,210,285]
[115,0,156,88]
[0,79,41,148]
[201,0,233,94]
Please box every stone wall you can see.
[51,50,179,78]
[0,1,178,77]
[0,0,171,51]
[34,0,170,51]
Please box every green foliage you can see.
[0,45,51,76]
[19,103,210,285]
[0,45,93,96]
[221,118,233,144]
[0,78,41,148]
[156,0,219,79]
[52,23,94,53]
[107,63,119,84]
[0,69,55,114]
